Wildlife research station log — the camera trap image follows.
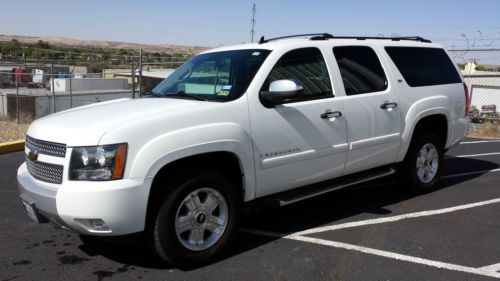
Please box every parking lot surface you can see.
[1,138,500,281]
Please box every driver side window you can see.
[262,47,333,101]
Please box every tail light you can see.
[463,82,470,115]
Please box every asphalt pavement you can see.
[1,137,500,281]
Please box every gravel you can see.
[0,120,29,143]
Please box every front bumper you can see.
[17,162,152,236]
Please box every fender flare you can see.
[396,107,451,162]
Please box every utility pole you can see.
[251,4,256,43]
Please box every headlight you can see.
[69,143,127,181]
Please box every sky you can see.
[1,0,500,48]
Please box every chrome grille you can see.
[26,136,66,158]
[26,156,64,184]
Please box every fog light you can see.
[89,219,109,231]
[75,218,111,232]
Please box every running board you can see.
[278,167,396,206]
[244,166,397,213]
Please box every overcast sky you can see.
[1,0,499,48]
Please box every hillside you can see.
[0,34,209,55]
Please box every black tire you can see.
[398,131,444,193]
[150,168,241,267]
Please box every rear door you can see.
[332,46,402,175]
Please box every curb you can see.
[0,140,25,154]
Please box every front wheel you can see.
[150,169,241,267]
[399,132,444,193]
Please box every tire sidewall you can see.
[403,132,444,192]
[152,170,241,267]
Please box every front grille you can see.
[26,136,66,158]
[26,156,64,184]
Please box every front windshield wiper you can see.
[143,91,159,98]
[164,91,208,101]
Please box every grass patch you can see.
[468,122,500,139]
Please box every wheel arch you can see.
[397,110,449,162]
[144,150,247,233]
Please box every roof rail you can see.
[259,33,333,44]
[258,34,432,44]
[327,36,432,43]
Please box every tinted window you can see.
[385,47,461,87]
[333,46,388,95]
[262,47,332,100]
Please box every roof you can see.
[202,35,443,55]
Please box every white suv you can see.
[18,34,469,266]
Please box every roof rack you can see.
[258,34,431,44]
[327,36,432,43]
[259,33,333,44]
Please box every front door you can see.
[248,47,348,197]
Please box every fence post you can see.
[16,80,19,124]
[51,61,56,113]
[131,62,136,99]
[139,49,143,98]
[69,72,73,108]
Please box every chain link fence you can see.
[0,54,189,117]
[2,48,500,142]
[0,54,189,142]
[449,49,500,137]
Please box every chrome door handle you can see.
[380,102,398,109]
[321,111,342,119]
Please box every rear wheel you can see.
[150,169,241,267]
[399,132,444,193]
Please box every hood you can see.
[27,98,214,146]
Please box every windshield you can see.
[151,49,271,102]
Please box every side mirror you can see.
[261,79,304,106]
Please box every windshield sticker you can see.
[218,90,230,96]
[221,85,232,90]
[252,51,261,56]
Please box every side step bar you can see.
[278,167,396,206]
[245,166,396,213]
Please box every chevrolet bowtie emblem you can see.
[27,150,38,162]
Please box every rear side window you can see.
[385,47,461,87]
[263,47,332,99]
[333,46,388,95]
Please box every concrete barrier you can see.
[0,140,25,154]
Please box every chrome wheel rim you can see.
[416,143,439,184]
[175,188,228,251]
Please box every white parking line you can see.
[442,168,500,179]
[241,197,500,279]
[480,263,500,274]
[446,152,500,158]
[292,197,500,236]
[288,236,500,279]
[240,228,500,279]
[460,140,500,144]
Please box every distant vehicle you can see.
[11,67,32,84]
[56,71,69,78]
[27,69,47,88]
[18,33,469,267]
[31,69,46,84]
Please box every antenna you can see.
[251,4,256,43]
